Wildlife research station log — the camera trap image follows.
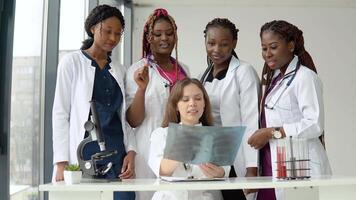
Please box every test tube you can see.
[289,136,297,178]
[294,138,310,178]
[298,138,303,177]
[285,137,291,178]
[294,138,300,178]
[276,138,287,178]
[301,138,310,177]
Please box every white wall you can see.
[131,2,356,176]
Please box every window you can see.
[10,0,44,199]
[58,0,87,59]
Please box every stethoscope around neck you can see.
[264,61,301,110]
[146,56,172,88]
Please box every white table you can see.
[39,176,356,200]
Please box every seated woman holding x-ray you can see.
[148,78,230,200]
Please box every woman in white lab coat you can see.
[52,5,136,200]
[125,8,189,200]
[148,78,230,200]
[200,18,260,199]
[248,20,332,200]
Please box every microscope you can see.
[77,100,118,178]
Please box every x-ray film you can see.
[163,123,246,166]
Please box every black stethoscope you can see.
[200,64,213,84]
[265,61,301,110]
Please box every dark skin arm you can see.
[126,61,149,127]
[246,127,286,195]
[119,151,136,179]
[247,127,286,150]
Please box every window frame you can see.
[0,0,16,199]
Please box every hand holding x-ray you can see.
[163,123,246,166]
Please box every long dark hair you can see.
[142,8,180,84]
[81,4,125,52]
[260,20,316,87]
[260,20,325,147]
[142,8,178,60]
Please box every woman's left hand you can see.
[119,151,136,179]
[248,128,274,149]
[199,163,225,178]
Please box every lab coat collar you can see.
[80,50,112,69]
[284,55,299,75]
[146,54,177,68]
[273,55,299,78]
[227,55,240,73]
[146,54,189,78]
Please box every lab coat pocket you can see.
[145,83,169,110]
[145,93,165,113]
[309,146,322,176]
[276,94,294,121]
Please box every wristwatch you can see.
[272,127,282,139]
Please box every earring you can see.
[290,49,294,52]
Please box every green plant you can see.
[64,164,81,171]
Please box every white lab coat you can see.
[52,50,136,181]
[148,126,230,200]
[125,58,189,200]
[201,56,260,180]
[264,56,332,199]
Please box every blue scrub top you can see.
[81,50,126,166]
[80,51,135,200]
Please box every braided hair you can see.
[81,4,125,52]
[142,8,178,61]
[260,20,325,147]
[260,20,316,87]
[201,18,239,80]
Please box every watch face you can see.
[273,130,282,139]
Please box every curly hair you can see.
[81,4,125,51]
